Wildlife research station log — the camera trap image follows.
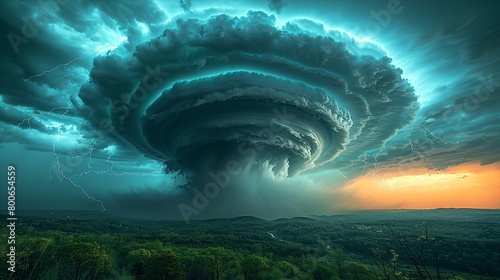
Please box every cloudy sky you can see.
[1,0,499,220]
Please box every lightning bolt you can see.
[16,35,157,212]
[359,119,492,191]
[52,139,107,211]
[48,119,165,211]
[404,135,439,171]
[22,40,125,82]
[12,106,70,133]
[23,57,82,82]
[15,108,111,211]
[423,127,447,144]
[57,73,74,80]
[337,169,348,185]
[360,152,369,175]
[356,147,388,188]
[371,148,383,175]
[371,147,389,188]
[70,152,164,184]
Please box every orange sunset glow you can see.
[339,163,500,210]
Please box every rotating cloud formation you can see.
[79,11,418,186]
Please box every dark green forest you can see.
[2,209,499,279]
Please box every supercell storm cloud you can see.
[79,12,417,184]
[1,0,499,219]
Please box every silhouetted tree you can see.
[385,223,441,280]
[333,248,345,279]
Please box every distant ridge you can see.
[310,208,500,223]
[273,216,317,222]
[1,208,498,222]
[228,216,266,222]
